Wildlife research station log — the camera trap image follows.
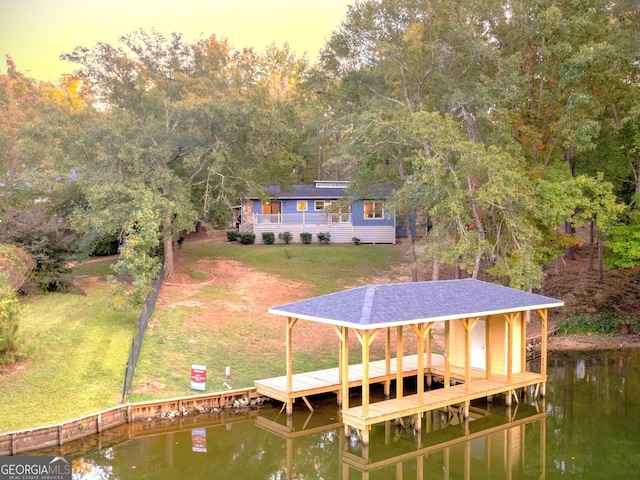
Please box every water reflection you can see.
[32,349,640,479]
[62,401,544,479]
[544,349,640,479]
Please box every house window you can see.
[328,202,351,222]
[314,200,326,211]
[364,201,384,219]
[297,200,308,211]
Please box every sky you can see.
[0,0,355,82]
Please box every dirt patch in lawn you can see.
[158,241,325,350]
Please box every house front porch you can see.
[250,215,396,244]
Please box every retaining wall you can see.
[0,386,258,456]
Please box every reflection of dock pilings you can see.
[345,400,547,479]
[256,399,547,480]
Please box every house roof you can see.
[268,278,564,330]
[264,185,348,199]
[243,183,394,200]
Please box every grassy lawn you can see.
[176,241,402,295]
[0,271,137,433]
[0,242,404,432]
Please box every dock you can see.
[256,355,544,440]
[260,279,563,444]
[254,353,486,411]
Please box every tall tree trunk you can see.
[564,147,577,260]
[597,230,604,284]
[564,220,576,261]
[588,219,595,271]
[432,257,440,281]
[468,177,484,279]
[163,215,174,277]
[396,148,418,282]
[404,215,418,282]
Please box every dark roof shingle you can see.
[268,279,564,329]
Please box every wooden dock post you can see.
[396,325,404,399]
[384,328,391,397]
[285,316,297,414]
[538,309,548,397]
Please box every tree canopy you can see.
[1,0,639,294]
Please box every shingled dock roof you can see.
[268,278,564,329]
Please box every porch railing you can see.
[253,212,352,225]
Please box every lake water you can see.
[37,349,640,479]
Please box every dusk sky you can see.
[0,0,355,81]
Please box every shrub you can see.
[226,230,239,241]
[300,232,312,244]
[556,313,631,336]
[317,232,331,244]
[352,237,361,245]
[0,244,35,295]
[0,297,20,362]
[238,232,256,244]
[262,232,275,245]
[278,231,293,244]
[0,205,74,293]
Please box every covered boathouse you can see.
[255,278,564,444]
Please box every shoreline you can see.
[548,333,640,352]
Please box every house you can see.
[239,180,397,244]
[255,278,564,445]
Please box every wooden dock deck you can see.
[255,358,544,440]
[254,353,484,410]
[340,371,544,432]
[255,353,509,410]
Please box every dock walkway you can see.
[256,353,490,411]
[255,358,544,440]
[340,371,543,433]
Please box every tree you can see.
[488,0,640,260]
[317,0,501,280]
[572,173,623,282]
[107,195,161,309]
[314,0,639,285]
[393,112,550,289]
[62,31,308,277]
[0,204,75,292]
[0,58,89,295]
[0,57,84,206]
[61,30,203,277]
[605,193,640,271]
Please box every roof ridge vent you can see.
[359,285,377,324]
[313,180,350,189]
